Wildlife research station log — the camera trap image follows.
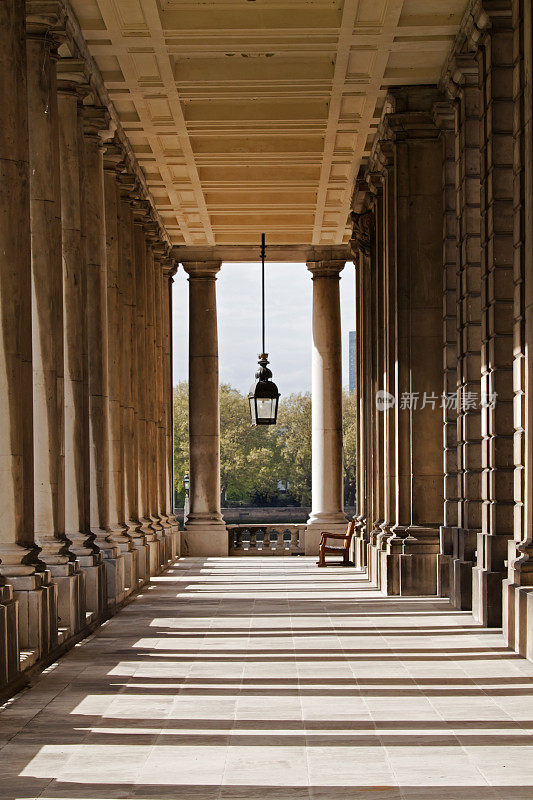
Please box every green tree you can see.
[173,382,357,509]
[343,388,357,506]
[173,381,189,505]
[274,392,312,505]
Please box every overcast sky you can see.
[171,262,356,396]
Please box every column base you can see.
[100,548,125,608]
[472,532,512,627]
[305,515,348,556]
[449,527,478,610]
[76,555,106,618]
[503,578,533,659]
[0,585,19,683]
[437,526,454,597]
[50,562,85,636]
[367,524,384,587]
[8,571,57,657]
[182,521,228,557]
[353,518,368,569]
[130,537,149,586]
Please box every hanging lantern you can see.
[248,234,280,426]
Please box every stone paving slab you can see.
[0,557,533,800]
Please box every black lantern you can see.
[248,234,280,426]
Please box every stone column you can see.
[433,101,459,598]
[444,56,483,610]
[146,237,163,572]
[0,0,34,675]
[181,261,228,557]
[57,61,105,619]
[503,0,533,658]
[472,1,515,627]
[29,49,87,637]
[117,176,149,584]
[352,249,366,567]
[368,176,386,587]
[145,239,164,569]
[350,224,373,568]
[379,87,444,596]
[132,209,159,573]
[20,2,68,655]
[103,144,138,596]
[162,263,181,557]
[82,105,124,607]
[153,246,172,566]
[376,143,398,592]
[305,260,347,554]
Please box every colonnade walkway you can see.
[1,558,533,800]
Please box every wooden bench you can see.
[316,519,355,567]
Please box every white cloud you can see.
[172,261,355,395]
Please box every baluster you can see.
[233,527,243,553]
[249,528,257,551]
[290,527,298,551]
[263,528,270,551]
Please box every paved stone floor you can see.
[1,558,533,800]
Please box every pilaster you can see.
[444,55,484,610]
[434,101,460,598]
[474,0,515,627]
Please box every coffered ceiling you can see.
[69,0,468,246]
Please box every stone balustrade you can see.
[227,525,305,556]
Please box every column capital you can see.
[117,172,138,200]
[432,100,456,131]
[56,57,91,97]
[26,0,66,40]
[182,260,222,279]
[442,53,479,99]
[348,209,374,256]
[366,170,383,197]
[131,197,152,225]
[162,255,178,277]
[82,104,114,143]
[306,260,345,279]
[103,140,126,173]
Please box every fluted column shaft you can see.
[26,12,67,568]
[0,0,33,579]
[82,109,119,557]
[306,260,347,553]
[133,215,152,538]
[145,242,162,537]
[117,180,139,535]
[182,261,227,557]
[57,62,92,562]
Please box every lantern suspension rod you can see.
[261,232,266,354]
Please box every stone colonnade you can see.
[0,0,179,693]
[179,255,349,558]
[352,0,533,659]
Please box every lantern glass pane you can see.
[256,398,274,420]
[249,396,257,425]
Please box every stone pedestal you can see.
[0,585,19,684]
[50,562,84,636]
